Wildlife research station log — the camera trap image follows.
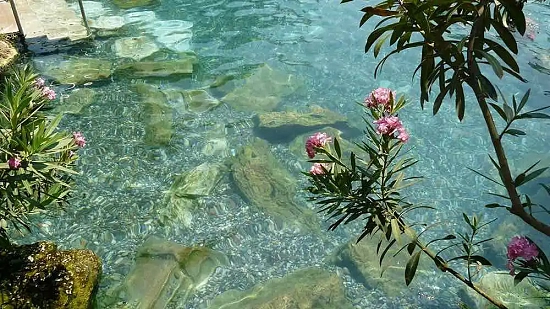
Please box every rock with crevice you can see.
[132,83,173,146]
[55,88,97,115]
[103,236,227,308]
[328,232,432,297]
[231,138,320,232]
[208,267,354,309]
[35,56,112,85]
[255,105,348,142]
[0,241,101,309]
[114,53,197,78]
[158,162,227,227]
[465,271,550,309]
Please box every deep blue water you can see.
[15,0,550,308]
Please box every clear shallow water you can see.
[14,0,550,308]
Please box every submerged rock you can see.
[182,89,221,113]
[132,83,173,146]
[255,105,348,143]
[89,15,127,37]
[222,64,301,112]
[111,0,160,9]
[208,267,354,309]
[329,233,431,297]
[159,162,227,227]
[231,138,320,232]
[55,88,97,114]
[0,242,101,308]
[37,56,112,85]
[114,53,197,78]
[108,237,227,308]
[113,36,160,61]
[465,271,550,308]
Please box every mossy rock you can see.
[111,0,160,9]
[108,236,227,308]
[208,267,354,309]
[328,232,431,297]
[254,105,348,143]
[183,89,221,113]
[464,271,550,308]
[0,40,18,69]
[40,57,112,85]
[0,241,101,309]
[222,64,302,112]
[54,88,97,114]
[115,58,195,78]
[133,83,173,146]
[231,138,320,232]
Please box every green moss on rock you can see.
[231,138,320,232]
[0,241,101,309]
[208,268,354,309]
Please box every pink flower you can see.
[525,17,539,41]
[364,88,395,110]
[397,127,409,143]
[506,236,539,275]
[8,157,21,169]
[305,132,332,159]
[73,131,86,147]
[507,236,539,261]
[41,86,56,100]
[310,163,330,175]
[35,78,45,88]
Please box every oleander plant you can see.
[0,65,86,248]
[303,0,550,308]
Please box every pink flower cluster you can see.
[364,87,395,110]
[73,132,86,148]
[7,157,21,169]
[374,116,409,143]
[34,77,56,100]
[506,236,539,275]
[305,132,332,159]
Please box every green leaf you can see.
[498,0,526,35]
[455,84,465,121]
[374,33,391,58]
[462,213,472,228]
[504,129,525,137]
[490,19,518,54]
[334,138,342,158]
[517,112,550,120]
[515,167,549,187]
[485,203,506,208]
[489,103,507,121]
[470,255,492,266]
[477,50,504,78]
[484,38,520,73]
[479,75,498,101]
[391,219,401,244]
[433,86,450,115]
[405,251,421,286]
[518,89,530,112]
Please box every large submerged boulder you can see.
[208,267,354,309]
[113,36,160,61]
[231,138,320,232]
[132,83,173,146]
[36,56,112,85]
[464,271,550,309]
[329,233,431,297]
[222,64,301,112]
[254,105,348,143]
[54,88,97,115]
[0,242,101,308]
[104,236,227,308]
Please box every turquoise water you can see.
[16,0,550,308]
